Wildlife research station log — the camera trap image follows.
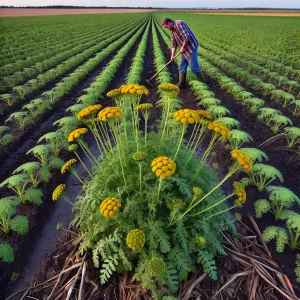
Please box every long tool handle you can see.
[148,52,181,82]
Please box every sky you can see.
[1,0,300,8]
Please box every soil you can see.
[1,15,300,299]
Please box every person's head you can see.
[162,17,174,30]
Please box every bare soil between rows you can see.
[1,18,300,299]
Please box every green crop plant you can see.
[284,127,300,148]
[12,85,31,99]
[257,108,282,126]
[0,240,14,263]
[290,100,300,116]
[198,97,221,108]
[67,83,245,297]
[0,94,18,106]
[0,196,29,235]
[295,254,300,283]
[0,126,15,146]
[23,99,52,119]
[247,163,283,191]
[228,129,253,150]
[5,112,34,131]
[13,162,51,188]
[254,186,300,220]
[269,115,292,134]
[271,90,295,107]
[240,147,269,163]
[244,98,265,114]
[207,106,231,119]
[214,117,240,130]
[41,91,60,105]
[0,174,43,205]
[38,131,68,157]
[262,211,300,251]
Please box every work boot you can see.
[196,72,205,83]
[177,72,187,88]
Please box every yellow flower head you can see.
[68,128,88,143]
[120,84,149,96]
[137,103,153,111]
[107,88,121,99]
[195,110,213,121]
[52,184,66,201]
[151,156,176,179]
[233,182,246,203]
[126,229,146,251]
[61,159,77,174]
[231,150,253,172]
[199,236,206,246]
[133,151,147,162]
[100,197,121,217]
[148,257,165,277]
[158,83,180,97]
[173,109,200,124]
[193,187,203,197]
[98,107,122,121]
[77,104,102,120]
[207,122,230,138]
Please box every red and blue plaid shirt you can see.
[170,20,198,58]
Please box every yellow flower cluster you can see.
[151,156,176,179]
[208,122,230,138]
[173,109,200,124]
[68,128,88,142]
[137,103,153,111]
[133,151,147,162]
[195,110,213,121]
[100,197,121,217]
[126,229,146,251]
[231,150,253,172]
[193,187,203,197]
[120,84,149,96]
[158,83,180,94]
[107,88,121,98]
[148,257,165,277]
[199,236,206,246]
[98,107,122,121]
[77,104,102,120]
[52,184,66,201]
[233,182,246,204]
[61,159,76,174]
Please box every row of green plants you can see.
[0,14,146,72]
[199,48,300,116]
[198,32,300,81]
[199,58,300,152]
[1,24,117,90]
[199,41,300,97]
[0,19,141,110]
[0,20,149,147]
[0,17,152,264]
[0,23,103,76]
[156,18,300,281]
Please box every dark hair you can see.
[162,17,173,25]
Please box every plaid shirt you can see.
[170,20,198,59]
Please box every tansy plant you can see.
[69,83,241,297]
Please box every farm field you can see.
[0,11,300,299]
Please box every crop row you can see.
[0,16,152,263]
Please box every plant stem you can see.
[173,124,186,160]
[203,205,236,221]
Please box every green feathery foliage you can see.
[249,163,283,191]
[284,127,300,148]
[198,98,221,108]
[244,98,265,114]
[0,126,15,146]
[228,129,253,149]
[254,199,271,218]
[0,240,14,263]
[240,147,269,163]
[262,226,288,252]
[295,254,300,283]
[207,105,231,119]
[214,117,240,129]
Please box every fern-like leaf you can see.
[262,226,288,252]
[254,199,271,218]
[196,249,217,280]
[100,255,118,284]
[240,147,269,163]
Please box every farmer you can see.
[162,17,205,88]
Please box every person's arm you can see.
[180,41,187,53]
[171,33,177,60]
[178,21,190,53]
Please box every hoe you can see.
[146,52,181,87]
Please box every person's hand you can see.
[180,47,185,53]
[170,55,175,61]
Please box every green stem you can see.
[157,177,163,202]
[191,193,235,217]
[139,163,142,197]
[62,195,75,207]
[74,151,93,178]
[173,124,186,160]
[161,97,171,140]
[203,205,237,221]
